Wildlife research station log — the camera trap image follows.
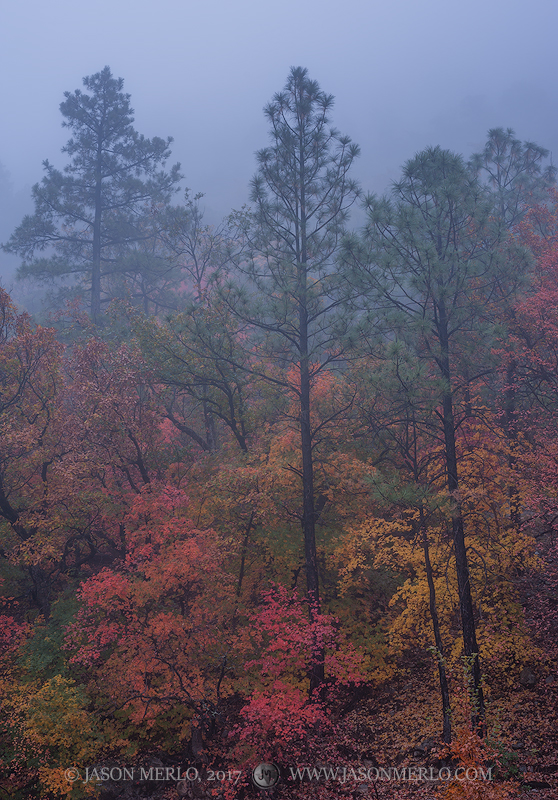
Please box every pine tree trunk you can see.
[299,308,324,693]
[420,507,452,743]
[91,152,102,325]
[298,122,324,692]
[439,307,485,731]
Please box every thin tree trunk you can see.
[91,151,102,325]
[202,394,217,451]
[438,306,485,732]
[504,359,521,530]
[236,511,255,597]
[299,329,324,693]
[297,120,324,693]
[420,506,452,743]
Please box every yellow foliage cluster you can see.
[1,673,103,797]
[333,410,541,688]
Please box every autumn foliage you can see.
[1,186,558,797]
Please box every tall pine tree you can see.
[4,67,182,323]
[225,67,360,689]
[346,146,529,726]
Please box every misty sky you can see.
[1,0,557,259]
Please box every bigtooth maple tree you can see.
[66,485,237,749]
[0,301,173,619]
[0,289,65,616]
[66,337,162,497]
[497,190,558,534]
[499,192,558,665]
[231,583,366,766]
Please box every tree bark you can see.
[438,304,485,731]
[420,506,452,743]
[91,146,103,325]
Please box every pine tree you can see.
[225,66,360,689]
[469,127,556,228]
[3,67,182,323]
[347,146,529,726]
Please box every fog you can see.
[1,0,556,272]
